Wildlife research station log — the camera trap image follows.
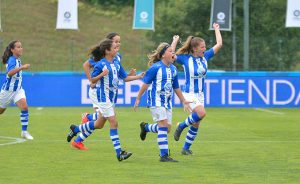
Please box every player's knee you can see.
[196,110,206,119]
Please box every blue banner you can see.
[133,0,154,30]
[0,72,300,107]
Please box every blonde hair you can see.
[176,36,204,54]
[147,42,170,67]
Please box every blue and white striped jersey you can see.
[1,56,23,91]
[92,57,128,103]
[116,52,122,62]
[143,61,180,109]
[88,57,98,68]
[176,48,214,93]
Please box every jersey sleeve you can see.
[88,58,97,67]
[175,54,186,65]
[118,64,128,79]
[204,48,215,61]
[142,65,158,84]
[172,67,180,89]
[6,57,17,72]
[117,53,122,61]
[91,62,104,78]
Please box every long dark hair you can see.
[2,40,19,64]
[89,39,113,61]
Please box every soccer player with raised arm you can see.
[171,23,222,155]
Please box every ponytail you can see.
[2,40,18,64]
[147,42,170,67]
[89,39,113,61]
[176,36,204,54]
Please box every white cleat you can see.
[21,131,34,140]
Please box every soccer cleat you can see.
[181,149,193,155]
[159,155,178,162]
[21,131,34,140]
[174,123,183,141]
[81,113,89,124]
[66,124,78,142]
[118,150,133,161]
[139,122,148,141]
[71,141,88,150]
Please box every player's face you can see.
[11,42,23,57]
[162,47,174,64]
[193,41,206,57]
[108,42,118,57]
[112,35,121,51]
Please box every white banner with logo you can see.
[286,0,300,27]
[56,0,78,30]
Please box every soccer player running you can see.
[0,40,33,140]
[67,38,144,161]
[134,42,191,162]
[81,32,136,123]
[171,23,222,155]
[75,33,138,148]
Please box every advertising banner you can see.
[210,0,232,31]
[133,0,154,30]
[56,0,78,30]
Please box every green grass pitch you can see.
[0,107,299,184]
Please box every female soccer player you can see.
[81,32,136,123]
[134,42,191,162]
[171,23,222,155]
[67,39,144,161]
[0,40,33,140]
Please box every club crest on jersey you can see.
[112,78,119,88]
[164,82,172,91]
[197,66,206,76]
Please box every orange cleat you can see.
[71,141,88,150]
[81,113,89,124]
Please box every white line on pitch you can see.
[254,108,285,115]
[0,136,26,146]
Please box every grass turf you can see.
[0,107,299,184]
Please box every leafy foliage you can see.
[148,0,300,71]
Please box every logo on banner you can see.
[140,11,149,23]
[293,10,300,18]
[216,12,225,24]
[64,11,71,22]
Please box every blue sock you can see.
[87,114,93,121]
[75,129,94,143]
[157,127,168,157]
[74,121,95,133]
[183,126,199,150]
[110,129,122,157]
[145,123,158,133]
[179,112,201,129]
[20,110,29,131]
[87,112,99,121]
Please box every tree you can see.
[147,0,300,71]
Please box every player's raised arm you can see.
[212,23,223,54]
